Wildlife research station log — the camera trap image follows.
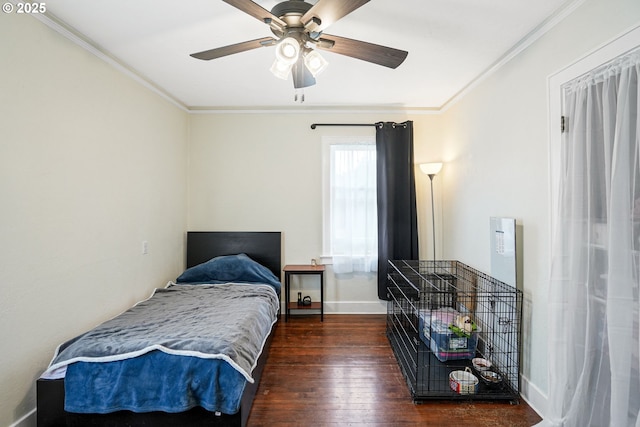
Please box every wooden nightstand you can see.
[283,264,325,321]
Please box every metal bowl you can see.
[472,357,492,371]
[479,370,502,384]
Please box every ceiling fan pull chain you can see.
[294,89,305,103]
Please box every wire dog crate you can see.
[386,260,522,402]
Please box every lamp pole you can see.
[419,162,442,266]
[428,173,436,263]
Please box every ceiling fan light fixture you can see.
[304,49,328,77]
[191,0,409,100]
[275,37,301,65]
[270,58,293,80]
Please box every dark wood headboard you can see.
[186,232,282,280]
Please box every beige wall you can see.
[188,112,443,312]
[0,14,189,427]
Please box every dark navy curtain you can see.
[375,121,419,300]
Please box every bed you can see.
[36,231,282,427]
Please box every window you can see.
[322,136,377,274]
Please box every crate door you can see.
[475,274,520,386]
[488,289,519,389]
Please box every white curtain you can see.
[545,48,640,426]
[329,143,378,275]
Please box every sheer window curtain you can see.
[544,48,640,426]
[329,143,378,275]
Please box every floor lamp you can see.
[419,163,443,263]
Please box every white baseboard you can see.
[323,300,387,314]
[520,373,547,422]
[280,300,388,315]
[9,408,36,427]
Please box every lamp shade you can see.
[304,49,328,77]
[275,37,300,64]
[419,162,443,176]
[270,58,293,80]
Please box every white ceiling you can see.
[42,0,575,110]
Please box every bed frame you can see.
[37,231,282,427]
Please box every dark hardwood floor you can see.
[248,314,542,426]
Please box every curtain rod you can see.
[310,122,407,129]
[310,123,376,129]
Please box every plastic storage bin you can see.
[419,307,479,362]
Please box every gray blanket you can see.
[43,283,279,382]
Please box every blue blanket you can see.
[64,351,247,414]
[43,283,279,414]
[176,253,281,295]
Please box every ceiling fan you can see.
[190,0,408,92]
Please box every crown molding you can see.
[27,5,189,113]
[187,106,440,115]
[440,0,586,112]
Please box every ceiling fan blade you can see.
[190,37,276,61]
[301,0,370,32]
[222,0,286,29]
[316,34,408,69]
